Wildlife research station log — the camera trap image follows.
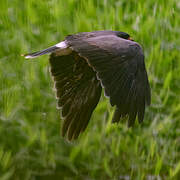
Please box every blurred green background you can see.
[0,0,180,179]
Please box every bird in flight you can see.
[23,30,151,140]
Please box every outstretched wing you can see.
[49,52,102,140]
[66,34,151,126]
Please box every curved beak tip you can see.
[128,37,134,41]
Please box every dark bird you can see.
[23,30,151,140]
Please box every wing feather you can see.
[49,52,102,140]
[66,34,151,125]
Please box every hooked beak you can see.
[128,37,134,41]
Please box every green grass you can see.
[0,0,180,179]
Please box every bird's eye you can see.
[116,32,130,40]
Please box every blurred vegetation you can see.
[0,0,180,179]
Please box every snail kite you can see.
[23,30,151,140]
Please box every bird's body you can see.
[23,30,151,140]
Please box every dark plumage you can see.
[23,30,151,140]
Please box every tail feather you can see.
[22,46,59,59]
[22,41,68,59]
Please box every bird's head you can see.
[116,31,134,41]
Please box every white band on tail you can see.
[55,41,68,48]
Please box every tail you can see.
[22,41,68,59]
